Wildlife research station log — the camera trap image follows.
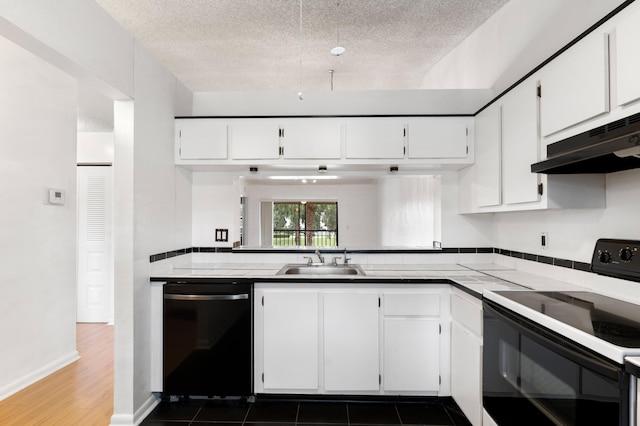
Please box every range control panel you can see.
[591,238,640,282]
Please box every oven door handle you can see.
[485,301,621,380]
[164,293,249,301]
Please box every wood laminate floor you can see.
[0,323,114,425]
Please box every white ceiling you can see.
[95,0,510,92]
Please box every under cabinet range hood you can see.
[531,112,640,174]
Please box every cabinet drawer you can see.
[451,292,482,337]
[383,293,440,316]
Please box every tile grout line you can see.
[346,403,350,426]
[394,403,403,425]
[241,403,252,425]
[189,406,202,425]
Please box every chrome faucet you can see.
[315,249,325,264]
[343,248,351,265]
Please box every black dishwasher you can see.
[163,282,252,398]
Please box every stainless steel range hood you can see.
[531,112,640,174]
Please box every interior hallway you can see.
[0,324,114,425]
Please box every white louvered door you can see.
[77,166,113,323]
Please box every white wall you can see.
[0,0,134,98]
[422,0,627,94]
[0,2,194,423]
[112,44,192,425]
[77,132,114,164]
[192,174,238,247]
[0,36,79,400]
[493,169,640,262]
[440,172,493,248]
[192,89,494,116]
[378,176,440,247]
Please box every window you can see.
[273,202,337,247]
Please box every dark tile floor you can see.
[141,397,471,426]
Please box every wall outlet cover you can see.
[45,188,65,205]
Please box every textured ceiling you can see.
[95,0,509,92]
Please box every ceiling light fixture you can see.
[267,175,338,180]
[330,0,345,56]
[329,70,335,91]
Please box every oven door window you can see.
[483,302,628,426]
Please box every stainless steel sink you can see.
[277,264,365,276]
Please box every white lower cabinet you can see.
[261,290,319,391]
[383,293,441,392]
[383,319,440,392]
[324,292,380,391]
[450,289,483,426]
[254,284,450,396]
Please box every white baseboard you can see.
[134,394,159,425]
[0,351,80,401]
[109,394,159,426]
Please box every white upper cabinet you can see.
[406,117,469,159]
[616,9,640,106]
[281,119,342,159]
[345,119,405,159]
[229,120,281,160]
[176,116,472,167]
[474,103,502,207]
[501,78,540,205]
[539,32,610,137]
[176,119,228,160]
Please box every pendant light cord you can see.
[299,0,303,94]
[336,0,340,47]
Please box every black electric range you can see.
[484,238,640,364]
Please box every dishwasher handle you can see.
[164,293,249,301]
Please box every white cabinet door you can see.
[406,118,469,159]
[451,322,482,426]
[176,119,228,160]
[502,77,540,205]
[324,292,379,391]
[262,291,319,390]
[475,103,502,207]
[616,9,640,106]
[229,120,281,159]
[540,33,610,136]
[383,319,440,392]
[281,119,342,159]
[345,119,405,159]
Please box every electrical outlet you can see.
[215,228,229,242]
[541,232,548,249]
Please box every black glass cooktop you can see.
[494,291,640,348]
